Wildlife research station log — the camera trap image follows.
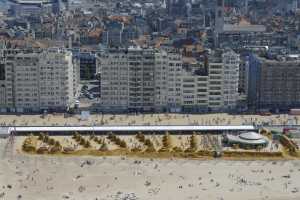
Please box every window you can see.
[217,0,223,6]
[218,10,222,17]
[0,64,5,80]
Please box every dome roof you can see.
[239,132,263,140]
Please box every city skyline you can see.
[0,1,300,199]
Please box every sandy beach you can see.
[1,138,300,200]
[0,113,299,127]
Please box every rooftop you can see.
[223,24,266,33]
[9,0,55,4]
[239,132,263,140]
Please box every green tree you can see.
[119,140,127,148]
[49,138,55,145]
[99,142,108,151]
[84,140,91,148]
[162,132,172,149]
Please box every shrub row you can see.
[22,135,37,152]
[135,132,156,152]
[279,135,298,155]
[107,133,127,148]
[223,151,283,157]
[72,133,91,148]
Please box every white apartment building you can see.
[98,48,130,112]
[208,62,224,111]
[14,53,40,111]
[99,47,157,112]
[154,50,182,112]
[181,64,209,112]
[98,47,239,113]
[222,50,240,110]
[98,47,182,112]
[0,48,26,112]
[181,50,240,112]
[127,48,156,112]
[38,48,76,111]
[0,48,79,113]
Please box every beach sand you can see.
[0,113,299,126]
[1,139,300,200]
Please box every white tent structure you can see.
[224,132,269,148]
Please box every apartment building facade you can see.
[98,47,181,112]
[181,50,240,112]
[154,50,182,112]
[248,54,300,111]
[0,47,79,113]
[181,68,209,112]
[0,48,33,112]
[221,51,240,110]
[98,47,240,113]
